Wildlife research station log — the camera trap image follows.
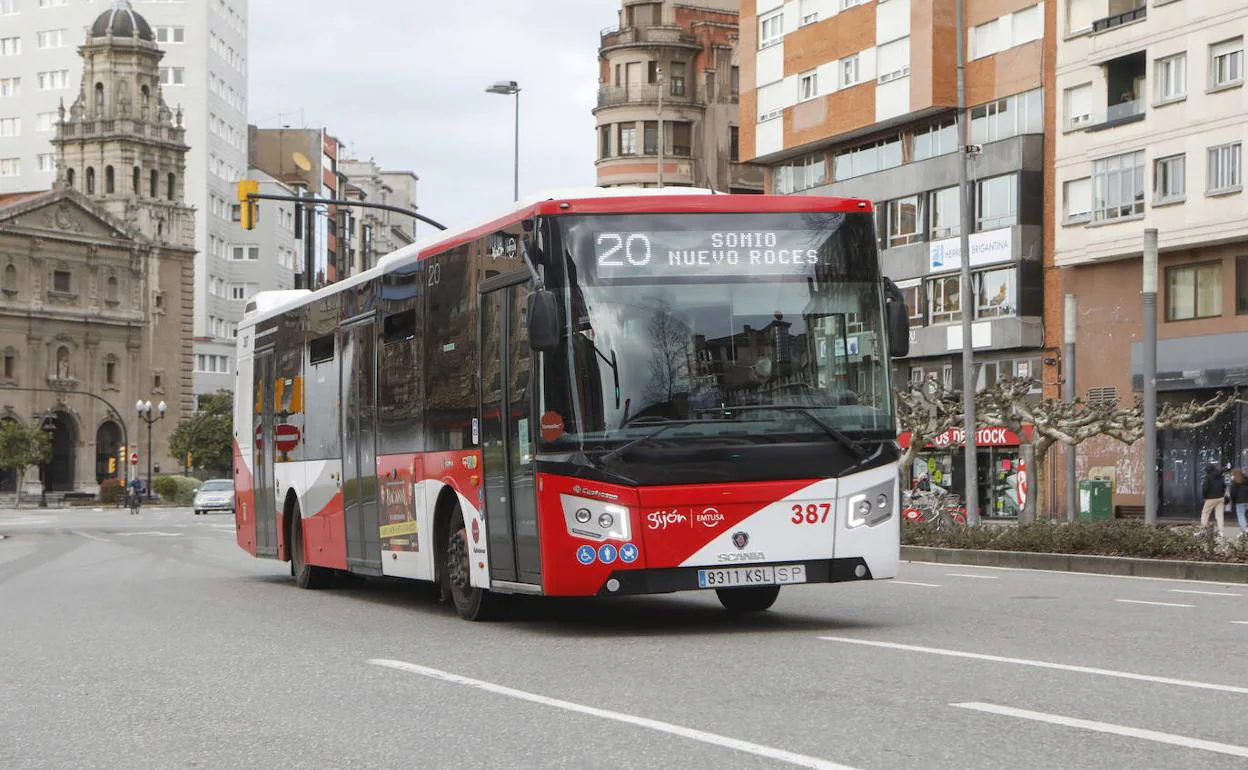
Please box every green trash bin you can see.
[1078,480,1113,522]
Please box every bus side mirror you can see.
[883,279,910,359]
[527,290,561,353]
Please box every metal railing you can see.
[1092,5,1146,33]
[597,84,696,108]
[600,24,696,48]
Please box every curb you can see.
[901,546,1248,584]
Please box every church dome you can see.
[90,0,154,42]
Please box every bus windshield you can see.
[539,210,894,483]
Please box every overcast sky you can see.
[247,0,620,234]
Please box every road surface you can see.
[2,506,1245,769]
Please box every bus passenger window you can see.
[383,310,417,345]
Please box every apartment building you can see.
[340,158,418,274]
[248,126,347,289]
[1055,0,1248,516]
[0,0,249,400]
[739,0,1052,518]
[594,0,763,192]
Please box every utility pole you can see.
[955,0,979,526]
[1143,228,1159,525]
[1064,294,1078,521]
[657,65,665,189]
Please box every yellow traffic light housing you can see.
[237,179,259,230]
[108,457,117,474]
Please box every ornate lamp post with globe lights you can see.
[136,399,166,498]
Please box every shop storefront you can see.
[898,426,1031,519]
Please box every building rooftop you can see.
[90,0,155,43]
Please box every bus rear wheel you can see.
[291,504,331,589]
[716,585,781,613]
[445,505,505,621]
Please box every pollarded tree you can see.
[894,377,966,490]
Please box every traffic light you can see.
[237,179,259,230]
[186,451,193,468]
[108,457,117,474]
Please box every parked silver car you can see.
[192,479,234,516]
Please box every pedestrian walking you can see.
[1229,469,1248,536]
[1199,463,1226,534]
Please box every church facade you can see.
[0,2,194,496]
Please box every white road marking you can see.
[892,580,942,588]
[369,659,858,770]
[1233,621,1248,626]
[953,702,1248,759]
[1115,599,1194,608]
[817,636,1248,696]
[946,573,998,580]
[903,560,1244,587]
[114,531,183,538]
[1170,589,1241,597]
[72,531,111,543]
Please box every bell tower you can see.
[51,0,194,250]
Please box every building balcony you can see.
[1091,3,1146,34]
[600,24,698,51]
[596,84,697,109]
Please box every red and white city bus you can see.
[233,188,911,620]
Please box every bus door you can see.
[479,271,540,586]
[254,346,278,558]
[342,321,382,575]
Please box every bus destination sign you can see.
[592,230,830,279]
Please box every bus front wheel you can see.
[445,505,505,621]
[716,585,781,613]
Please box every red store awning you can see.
[897,425,1034,450]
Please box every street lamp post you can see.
[38,411,55,509]
[136,399,166,498]
[485,80,521,202]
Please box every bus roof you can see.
[240,186,873,330]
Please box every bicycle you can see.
[902,489,967,529]
[127,489,143,515]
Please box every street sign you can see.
[130,451,139,466]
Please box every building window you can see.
[598,125,610,159]
[759,11,783,49]
[1207,142,1242,194]
[105,358,117,386]
[773,153,826,194]
[928,275,962,324]
[0,77,18,98]
[840,54,861,88]
[52,270,70,292]
[0,117,19,137]
[886,196,923,248]
[800,0,819,25]
[833,136,902,181]
[839,0,867,10]
[86,167,95,194]
[167,173,176,201]
[799,70,818,102]
[1237,255,1248,315]
[899,282,925,328]
[877,38,910,83]
[105,165,114,194]
[155,26,186,44]
[2,349,13,381]
[618,125,637,156]
[670,62,685,97]
[36,154,54,173]
[929,186,961,239]
[150,169,158,198]
[912,120,957,161]
[643,121,658,155]
[159,67,186,86]
[1210,37,1244,89]
[231,285,246,300]
[1064,83,1092,128]
[36,29,67,49]
[0,37,20,57]
[730,126,739,163]
[1093,150,1145,221]
[35,112,56,132]
[37,70,70,92]
[1154,155,1185,203]
[1155,54,1186,103]
[1166,262,1222,321]
[976,268,1016,318]
[0,158,19,177]
[3,263,15,292]
[971,89,1043,144]
[106,275,119,302]
[1063,177,1092,223]
[975,174,1018,231]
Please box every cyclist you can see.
[126,477,144,515]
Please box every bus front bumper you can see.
[593,557,875,597]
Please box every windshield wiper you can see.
[599,419,701,464]
[716,405,869,461]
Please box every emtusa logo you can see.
[696,507,725,528]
